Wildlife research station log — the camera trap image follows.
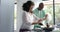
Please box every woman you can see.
[19,1,42,32]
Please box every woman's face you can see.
[29,5,34,11]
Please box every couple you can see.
[20,1,48,32]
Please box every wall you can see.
[0,0,14,32]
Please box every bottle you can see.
[46,23,49,28]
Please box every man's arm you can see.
[43,14,48,20]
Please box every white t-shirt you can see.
[21,11,38,30]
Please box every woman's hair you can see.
[22,1,34,12]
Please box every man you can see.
[33,3,48,30]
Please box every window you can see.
[55,0,60,24]
[43,1,54,25]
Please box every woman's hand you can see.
[38,18,43,23]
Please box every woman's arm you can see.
[32,14,43,25]
[32,21,39,25]
[32,19,43,25]
[22,12,40,25]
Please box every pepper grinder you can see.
[46,23,49,28]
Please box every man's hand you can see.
[45,14,48,18]
[43,14,48,20]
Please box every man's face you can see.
[39,3,44,10]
